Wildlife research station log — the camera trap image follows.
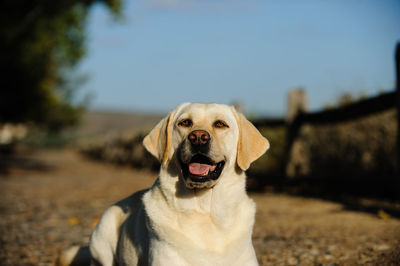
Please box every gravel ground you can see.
[0,148,399,265]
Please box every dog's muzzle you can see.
[179,130,225,189]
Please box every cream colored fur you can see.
[82,103,268,266]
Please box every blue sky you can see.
[78,0,400,116]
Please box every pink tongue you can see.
[189,163,212,176]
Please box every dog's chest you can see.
[142,181,257,265]
[146,204,254,256]
[175,213,232,251]
[147,213,254,266]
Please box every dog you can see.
[58,103,269,266]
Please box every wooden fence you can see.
[252,42,400,179]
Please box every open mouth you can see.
[181,154,225,183]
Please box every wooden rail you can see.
[296,90,396,125]
[253,90,396,128]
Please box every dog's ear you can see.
[234,111,270,171]
[143,103,190,164]
[143,116,169,163]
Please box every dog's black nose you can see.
[188,130,210,145]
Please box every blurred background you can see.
[2,0,399,197]
[1,0,400,265]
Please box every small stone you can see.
[310,249,320,256]
[328,245,337,252]
[375,244,390,251]
[287,257,298,265]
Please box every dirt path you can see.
[0,148,399,265]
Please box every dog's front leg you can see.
[89,206,122,266]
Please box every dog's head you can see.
[143,103,269,189]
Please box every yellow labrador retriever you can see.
[58,103,269,266]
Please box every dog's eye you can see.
[213,120,229,128]
[178,119,193,127]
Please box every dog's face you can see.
[143,103,269,189]
[174,103,240,189]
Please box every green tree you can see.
[0,0,123,131]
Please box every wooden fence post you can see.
[285,89,308,178]
[286,89,308,123]
[396,42,400,177]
